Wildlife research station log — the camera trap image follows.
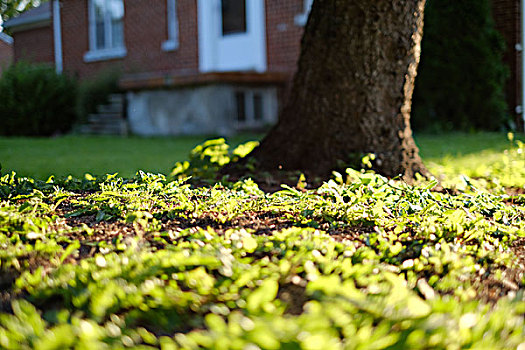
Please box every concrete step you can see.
[79,116,128,135]
[88,114,123,123]
[78,123,128,136]
[97,104,124,114]
[108,94,125,104]
[77,93,128,135]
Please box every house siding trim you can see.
[4,18,51,33]
[294,0,313,26]
[84,46,127,62]
[197,0,216,72]
[197,0,267,73]
[4,17,51,33]
[519,0,525,132]
[162,0,179,51]
[0,32,14,45]
[53,0,63,73]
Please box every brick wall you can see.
[61,0,199,80]
[12,25,54,65]
[492,0,522,129]
[265,0,305,74]
[0,40,13,73]
[60,0,306,80]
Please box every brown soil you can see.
[470,237,524,303]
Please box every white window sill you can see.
[161,39,179,52]
[294,13,308,26]
[84,47,127,62]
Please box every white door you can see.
[198,0,267,72]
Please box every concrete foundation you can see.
[126,84,278,136]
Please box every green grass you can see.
[0,134,260,180]
[415,132,525,189]
[0,132,523,183]
[415,132,518,160]
[415,132,521,173]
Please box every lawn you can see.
[0,134,260,180]
[415,132,525,189]
[0,132,524,349]
[0,132,522,180]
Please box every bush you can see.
[412,0,509,132]
[171,138,259,182]
[0,62,78,136]
[76,69,121,122]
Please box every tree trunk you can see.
[249,0,428,180]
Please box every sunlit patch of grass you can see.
[418,133,525,190]
[0,132,522,183]
[0,134,261,180]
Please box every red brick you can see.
[12,25,54,66]
[60,0,199,80]
[59,0,305,79]
[0,39,13,73]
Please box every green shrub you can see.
[412,0,509,132]
[0,62,78,136]
[171,138,259,182]
[76,69,121,122]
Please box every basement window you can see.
[235,92,247,122]
[235,90,271,127]
[253,93,263,121]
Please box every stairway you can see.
[78,94,128,135]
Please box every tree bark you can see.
[249,0,428,180]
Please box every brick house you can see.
[5,0,312,135]
[0,32,14,74]
[4,0,525,133]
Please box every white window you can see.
[234,89,277,128]
[162,0,179,51]
[294,0,313,26]
[84,0,126,62]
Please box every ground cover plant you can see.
[0,134,523,349]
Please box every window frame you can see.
[294,0,313,26]
[221,0,247,36]
[162,0,179,51]
[234,89,275,128]
[84,0,127,62]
